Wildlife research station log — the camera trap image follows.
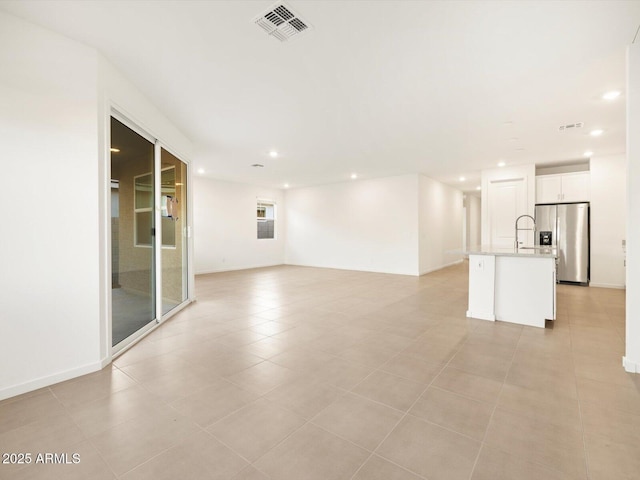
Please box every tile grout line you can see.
[54,388,121,480]
[570,322,593,480]
[75,362,215,479]
[115,421,237,478]
[211,338,424,477]
[50,372,151,480]
[25,385,118,478]
[469,325,583,480]
[348,317,481,480]
[465,325,523,480]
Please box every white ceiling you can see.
[2,0,639,192]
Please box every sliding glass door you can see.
[110,115,189,350]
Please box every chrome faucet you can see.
[515,215,536,249]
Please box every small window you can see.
[257,201,275,239]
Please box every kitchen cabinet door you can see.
[561,172,590,202]
[536,172,590,204]
[536,175,562,204]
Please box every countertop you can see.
[462,245,557,258]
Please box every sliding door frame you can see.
[155,143,194,322]
[109,109,193,358]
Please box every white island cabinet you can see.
[466,247,556,328]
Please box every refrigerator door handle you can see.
[556,213,560,274]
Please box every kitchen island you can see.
[465,246,556,328]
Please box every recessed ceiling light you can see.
[497,161,506,167]
[584,151,593,157]
[197,168,205,174]
[269,150,278,158]
[476,186,481,191]
[283,183,289,188]
[110,148,120,153]
[602,91,621,100]
[351,173,358,179]
[590,129,603,136]
[459,176,466,182]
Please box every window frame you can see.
[134,167,178,249]
[257,199,276,240]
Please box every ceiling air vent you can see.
[254,2,312,42]
[558,122,584,131]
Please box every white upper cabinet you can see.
[536,172,590,204]
[536,175,563,204]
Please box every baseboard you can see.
[100,356,111,369]
[589,282,626,289]
[284,261,420,277]
[0,360,103,401]
[466,310,496,322]
[195,263,284,276]
[623,356,640,374]
[199,260,464,278]
[420,259,464,276]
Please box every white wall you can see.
[468,195,481,248]
[193,177,285,274]
[590,155,626,288]
[0,11,194,400]
[463,194,481,249]
[285,175,419,275]
[418,175,463,274]
[625,43,640,373]
[98,58,192,161]
[481,164,536,247]
[0,12,101,399]
[199,173,463,278]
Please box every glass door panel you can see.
[160,148,188,314]
[111,117,156,347]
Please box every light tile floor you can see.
[1,262,637,480]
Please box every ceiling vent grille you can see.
[254,2,312,42]
[558,122,584,131]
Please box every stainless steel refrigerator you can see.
[535,203,589,285]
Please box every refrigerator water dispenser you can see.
[540,231,553,246]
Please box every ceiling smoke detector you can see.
[558,122,584,132]
[254,2,312,42]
